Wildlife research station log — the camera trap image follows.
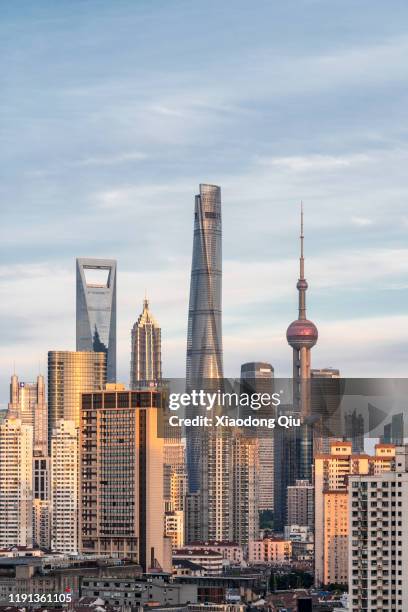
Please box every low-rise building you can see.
[173,549,223,575]
[248,538,292,565]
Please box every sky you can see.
[1,0,408,407]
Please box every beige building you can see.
[349,446,408,612]
[231,433,259,546]
[314,441,395,586]
[79,385,171,572]
[164,440,187,512]
[165,510,184,548]
[8,374,48,456]
[47,350,106,442]
[0,418,33,547]
[33,499,50,549]
[248,538,292,564]
[50,420,78,554]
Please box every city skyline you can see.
[2,0,408,407]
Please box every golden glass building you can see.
[47,351,106,448]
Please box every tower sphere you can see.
[286,318,318,349]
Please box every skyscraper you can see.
[48,351,106,448]
[240,362,275,512]
[50,419,78,554]
[79,385,171,572]
[76,258,117,382]
[130,297,162,389]
[8,374,48,456]
[0,418,33,547]
[286,205,318,481]
[186,184,223,495]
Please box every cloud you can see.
[75,151,148,166]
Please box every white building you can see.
[185,541,244,566]
[165,511,184,549]
[51,420,78,554]
[348,446,408,612]
[173,548,223,575]
[8,374,48,456]
[0,418,33,547]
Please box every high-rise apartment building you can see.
[286,207,318,481]
[164,441,187,511]
[130,298,162,389]
[50,419,78,554]
[314,441,395,586]
[79,385,171,572]
[240,362,274,512]
[186,184,223,493]
[349,446,408,612]
[185,492,201,544]
[231,433,259,545]
[0,418,33,547]
[76,258,117,382]
[287,480,314,530]
[8,374,48,456]
[48,350,106,447]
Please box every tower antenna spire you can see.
[300,201,304,280]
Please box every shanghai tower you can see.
[186,184,223,494]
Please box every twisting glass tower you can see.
[186,184,224,494]
[286,204,318,480]
[130,298,162,389]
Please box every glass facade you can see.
[186,184,223,494]
[76,258,117,382]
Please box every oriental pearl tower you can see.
[286,204,318,480]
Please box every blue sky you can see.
[1,0,408,406]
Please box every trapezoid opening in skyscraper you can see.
[76,258,117,382]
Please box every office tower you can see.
[311,367,343,454]
[231,433,259,546]
[0,418,33,547]
[286,206,318,481]
[79,385,171,572]
[50,420,78,554]
[349,446,408,612]
[314,441,395,587]
[8,374,48,456]
[48,350,106,447]
[165,510,184,548]
[392,413,404,445]
[286,480,314,530]
[344,409,365,454]
[241,362,275,512]
[130,297,162,389]
[274,403,298,532]
[76,258,117,382]
[186,183,223,493]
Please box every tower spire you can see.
[298,202,307,320]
